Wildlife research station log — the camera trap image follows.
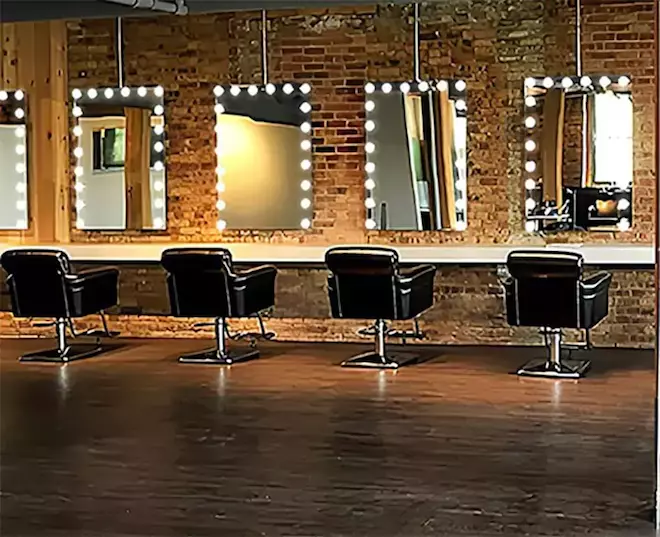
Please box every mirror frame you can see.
[363,80,468,231]
[70,85,168,231]
[0,89,28,230]
[522,74,633,233]
[212,82,314,231]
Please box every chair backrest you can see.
[325,246,399,319]
[506,250,583,328]
[1,249,72,318]
[161,248,235,317]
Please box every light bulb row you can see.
[14,122,28,229]
[365,80,467,95]
[72,87,167,230]
[214,84,313,231]
[524,75,630,92]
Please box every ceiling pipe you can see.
[102,0,189,15]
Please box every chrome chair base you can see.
[20,343,104,364]
[517,357,591,379]
[341,351,418,369]
[178,348,259,366]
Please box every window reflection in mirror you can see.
[363,80,468,231]
[213,83,313,231]
[0,90,28,230]
[71,86,167,231]
[523,75,633,233]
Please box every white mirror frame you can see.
[213,82,313,231]
[522,74,633,233]
[363,80,468,231]
[70,85,167,230]
[0,89,28,230]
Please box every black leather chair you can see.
[325,246,437,369]
[161,248,277,365]
[503,250,612,379]
[1,249,120,363]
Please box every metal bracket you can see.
[357,319,425,345]
[225,312,276,348]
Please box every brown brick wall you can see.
[1,1,656,348]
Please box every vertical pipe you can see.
[575,0,582,77]
[576,0,589,187]
[654,0,660,528]
[413,2,421,82]
[261,10,269,86]
[375,319,386,362]
[115,17,125,88]
[215,318,227,358]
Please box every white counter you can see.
[0,242,653,265]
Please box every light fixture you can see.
[104,88,114,98]
[73,106,83,117]
[365,178,376,190]
[75,200,86,211]
[525,178,537,190]
[121,87,131,97]
[283,83,294,95]
[0,90,8,101]
[524,77,536,88]
[15,182,26,193]
[74,182,85,193]
[216,219,227,231]
[365,198,376,209]
[300,122,311,134]
[230,85,241,96]
[154,180,164,191]
[300,198,311,209]
[14,90,24,100]
[216,200,226,211]
[561,77,573,89]
[300,83,311,94]
[617,218,630,231]
[154,125,164,136]
[365,100,375,112]
[87,88,98,99]
[365,162,375,174]
[216,182,225,193]
[525,220,537,233]
[154,161,164,172]
[599,76,611,88]
[542,77,554,89]
[137,86,147,97]
[418,81,430,92]
[525,139,536,151]
[73,146,83,158]
[525,96,536,107]
[301,159,311,170]
[525,198,536,211]
[215,103,225,114]
[617,198,631,211]
[525,116,536,128]
[14,108,25,119]
[154,86,164,97]
[15,163,26,174]
[365,120,375,132]
[214,85,224,97]
[154,105,164,116]
[74,166,84,177]
[525,161,537,172]
[154,199,165,209]
[580,75,592,87]
[154,141,164,153]
[301,218,311,229]
[248,85,259,96]
[301,140,311,151]
[73,125,83,137]
[365,82,375,94]
[266,83,276,95]
[617,75,631,87]
[300,102,312,114]
[437,80,449,92]
[400,82,410,93]
[455,100,467,111]
[365,142,375,154]
[455,80,467,92]
[72,89,82,99]
[382,83,392,94]
[366,219,376,230]
[153,217,164,229]
[301,180,312,191]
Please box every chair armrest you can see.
[233,265,278,286]
[581,271,612,297]
[397,264,436,284]
[65,267,119,316]
[67,267,119,287]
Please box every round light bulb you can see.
[121,87,131,97]
[365,142,375,154]
[154,161,164,172]
[618,76,631,88]
[153,217,164,228]
[214,86,225,97]
[418,81,430,92]
[216,219,227,231]
[300,102,312,114]
[300,198,311,209]
[525,96,536,107]
[561,77,573,89]
[617,218,630,231]
[283,83,294,95]
[138,86,147,97]
[154,180,164,192]
[154,125,164,135]
[365,120,375,132]
[525,116,536,129]
[525,178,537,190]
[525,161,537,172]
[617,198,631,211]
[72,89,82,100]
[154,141,164,153]
[525,139,537,151]
[301,140,311,151]
[580,76,592,87]
[216,182,226,193]
[542,77,554,89]
[104,88,114,98]
[300,179,312,191]
[437,80,449,92]
[15,126,26,138]
[230,86,240,96]
[73,125,83,137]
[365,162,376,173]
[300,83,311,94]
[154,105,164,116]
[0,90,9,101]
[400,82,411,93]
[15,182,26,193]
[301,218,311,229]
[599,76,611,88]
[15,144,25,155]
[455,80,467,92]
[74,182,85,193]
[154,198,164,209]
[382,83,392,94]
[248,85,259,96]
[216,200,226,211]
[154,86,164,97]
[266,83,276,95]
[75,200,86,211]
[366,218,376,230]
[74,166,84,177]
[87,88,98,99]
[455,100,467,111]
[14,90,24,100]
[524,78,536,88]
[365,198,376,209]
[301,159,311,171]
[365,178,376,190]
[525,220,537,233]
[14,108,24,119]
[215,104,225,114]
[15,163,26,174]
[365,83,375,94]
[300,122,311,134]
[525,198,537,211]
[73,146,83,158]
[365,100,375,112]
[73,106,83,117]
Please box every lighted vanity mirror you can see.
[213,83,313,231]
[71,86,167,231]
[523,75,633,233]
[363,80,468,231]
[0,90,28,230]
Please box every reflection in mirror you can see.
[71,86,167,231]
[523,75,633,233]
[0,90,28,230]
[213,83,313,231]
[363,80,468,231]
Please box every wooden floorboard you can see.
[0,338,656,536]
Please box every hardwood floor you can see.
[0,338,656,536]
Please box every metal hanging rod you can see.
[115,17,125,88]
[261,10,269,86]
[413,2,421,82]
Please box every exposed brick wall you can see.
[1,1,656,349]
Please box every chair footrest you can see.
[387,329,426,340]
[229,331,276,341]
[80,329,120,338]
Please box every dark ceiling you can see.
[1,0,416,23]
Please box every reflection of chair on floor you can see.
[161,248,277,365]
[325,246,436,369]
[1,249,120,363]
[502,250,612,379]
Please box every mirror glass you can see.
[0,90,28,230]
[71,86,167,231]
[523,75,633,233]
[214,83,313,231]
[363,80,468,231]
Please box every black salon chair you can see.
[1,249,120,363]
[325,246,436,369]
[161,248,277,365]
[503,250,612,379]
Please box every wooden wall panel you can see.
[0,21,70,243]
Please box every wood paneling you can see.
[0,21,69,243]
